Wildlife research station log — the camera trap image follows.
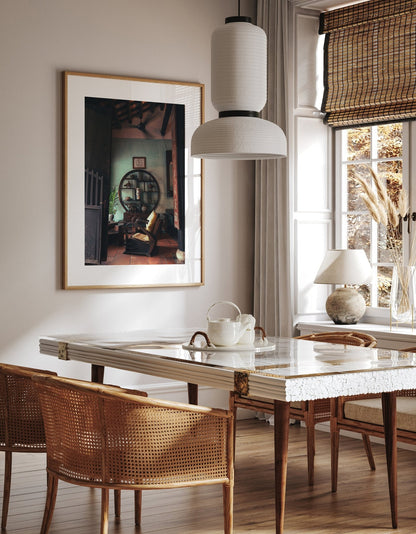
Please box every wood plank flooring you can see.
[1,419,416,533]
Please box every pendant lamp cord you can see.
[238,0,240,16]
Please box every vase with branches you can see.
[354,166,416,324]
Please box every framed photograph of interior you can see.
[63,71,204,289]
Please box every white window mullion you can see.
[402,123,411,266]
[409,123,416,270]
[335,131,346,248]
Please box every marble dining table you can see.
[39,329,416,533]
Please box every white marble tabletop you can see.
[39,330,416,402]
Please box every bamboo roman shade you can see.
[319,0,416,128]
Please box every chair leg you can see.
[305,404,315,486]
[114,490,121,518]
[229,393,237,461]
[100,488,109,534]
[187,383,198,405]
[223,482,233,534]
[306,426,315,486]
[134,490,142,526]
[1,451,12,530]
[361,433,376,470]
[40,473,58,534]
[330,421,340,493]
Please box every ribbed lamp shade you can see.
[211,21,266,112]
[191,16,287,160]
[314,249,372,285]
[191,116,287,160]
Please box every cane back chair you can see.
[0,363,57,530]
[231,331,377,486]
[331,346,416,493]
[33,375,234,534]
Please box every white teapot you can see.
[207,301,256,347]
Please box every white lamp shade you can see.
[211,21,267,112]
[314,249,372,285]
[191,16,287,160]
[191,115,287,159]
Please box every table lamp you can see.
[314,249,372,324]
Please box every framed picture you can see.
[132,156,146,169]
[63,71,204,289]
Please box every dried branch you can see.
[386,197,400,227]
[359,193,380,223]
[397,188,409,218]
[368,167,389,206]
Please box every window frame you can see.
[334,121,414,321]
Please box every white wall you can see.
[0,0,256,405]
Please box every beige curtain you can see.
[254,0,292,337]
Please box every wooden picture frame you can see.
[132,156,146,169]
[63,71,204,289]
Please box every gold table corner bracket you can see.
[234,371,249,396]
[58,342,69,360]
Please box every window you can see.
[336,122,411,315]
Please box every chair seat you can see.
[344,397,416,432]
[131,232,150,242]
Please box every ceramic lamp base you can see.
[326,287,366,325]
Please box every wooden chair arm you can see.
[33,375,232,420]
[0,364,57,379]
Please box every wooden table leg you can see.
[382,391,397,529]
[91,365,104,384]
[187,383,198,405]
[274,400,290,534]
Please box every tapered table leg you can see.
[382,391,397,529]
[91,364,105,384]
[187,383,198,405]
[274,400,290,534]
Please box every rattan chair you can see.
[231,331,377,486]
[0,363,57,530]
[33,375,234,534]
[331,345,416,492]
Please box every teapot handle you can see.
[207,300,242,322]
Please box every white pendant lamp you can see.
[191,8,287,160]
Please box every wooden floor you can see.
[103,234,182,265]
[2,419,416,533]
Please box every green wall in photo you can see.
[111,138,172,221]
